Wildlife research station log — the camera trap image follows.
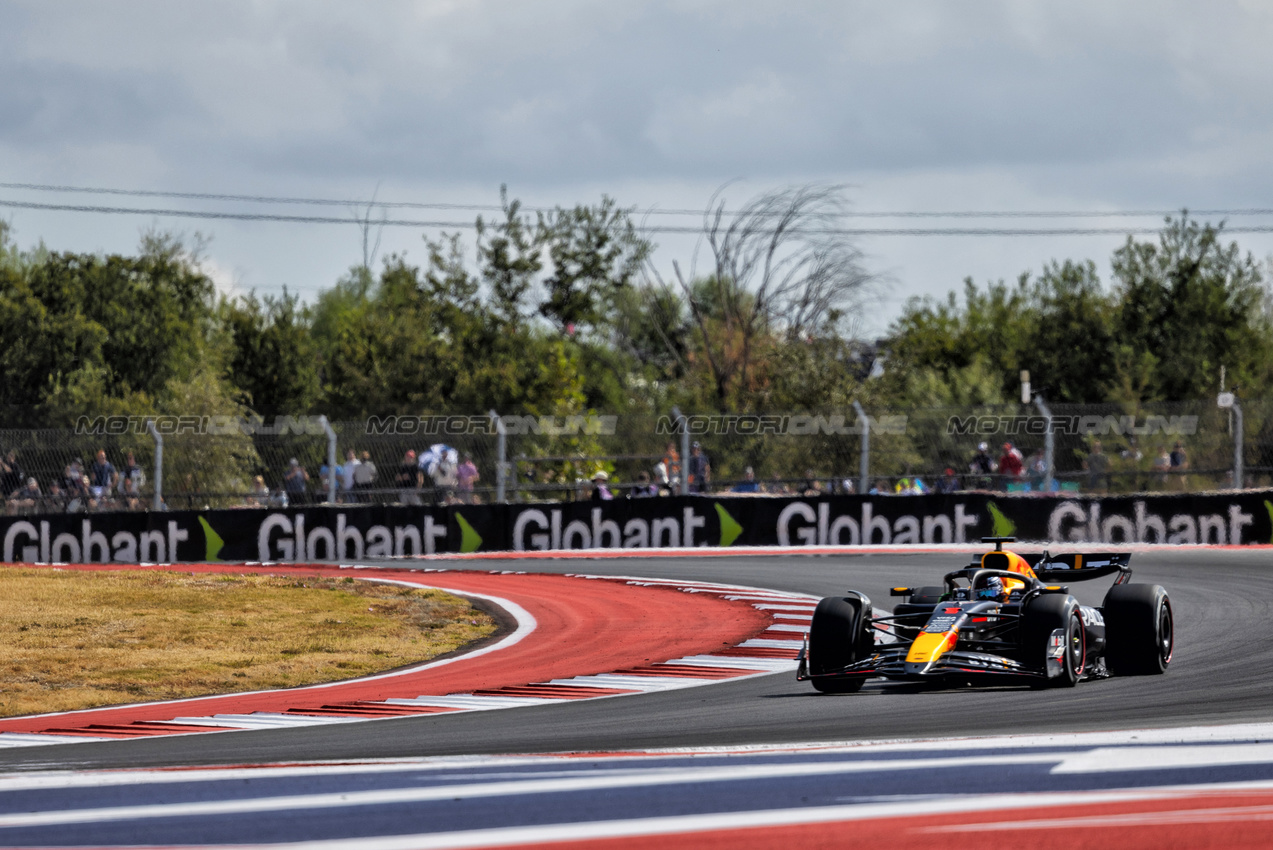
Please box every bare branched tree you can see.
[646,184,874,410]
[352,184,387,273]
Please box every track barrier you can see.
[3,490,1273,563]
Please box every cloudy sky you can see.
[4,1,1273,335]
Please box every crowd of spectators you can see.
[270,444,486,508]
[0,433,1207,516]
[3,448,147,515]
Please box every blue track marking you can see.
[1,725,1272,847]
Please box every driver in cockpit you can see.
[977,575,1005,601]
[976,574,1024,603]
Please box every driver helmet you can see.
[977,575,1004,601]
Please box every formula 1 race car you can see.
[796,537,1173,692]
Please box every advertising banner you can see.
[2,490,1271,564]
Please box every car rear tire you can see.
[1023,593,1082,687]
[808,595,872,694]
[1104,584,1173,675]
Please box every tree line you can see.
[1,189,1269,433]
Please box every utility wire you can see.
[2,180,1272,220]
[5,197,1273,237]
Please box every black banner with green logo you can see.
[2,490,1272,563]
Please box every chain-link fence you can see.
[0,401,1266,514]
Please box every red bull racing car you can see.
[797,538,1173,692]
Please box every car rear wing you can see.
[1024,552,1132,582]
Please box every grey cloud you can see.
[10,1,1269,191]
[0,60,192,148]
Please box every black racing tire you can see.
[1023,593,1083,687]
[808,595,872,694]
[1104,584,1173,675]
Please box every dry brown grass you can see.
[0,568,497,717]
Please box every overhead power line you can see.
[2,180,1272,221]
[5,197,1273,237]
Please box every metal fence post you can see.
[1233,398,1244,490]
[320,415,337,504]
[852,401,869,493]
[489,409,506,503]
[146,419,163,511]
[672,406,689,495]
[1034,394,1054,492]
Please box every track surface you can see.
[0,547,1267,772]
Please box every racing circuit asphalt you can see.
[0,548,1268,772]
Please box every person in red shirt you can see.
[997,441,1024,489]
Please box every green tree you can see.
[221,289,322,414]
[0,231,225,425]
[1111,215,1272,400]
[882,261,1120,405]
[538,195,651,335]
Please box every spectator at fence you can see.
[64,468,92,512]
[72,474,98,512]
[285,458,310,505]
[998,442,1024,489]
[654,457,671,492]
[421,445,458,505]
[89,449,118,499]
[1083,440,1110,492]
[1027,449,1047,491]
[687,442,710,493]
[630,470,659,497]
[0,450,23,497]
[44,481,67,514]
[354,450,377,500]
[800,469,822,496]
[868,479,890,495]
[318,457,341,502]
[969,442,996,489]
[64,459,84,494]
[937,468,960,494]
[1170,441,1189,490]
[456,453,480,503]
[1153,445,1172,488]
[396,450,422,505]
[732,466,760,493]
[896,476,928,495]
[7,477,40,514]
[660,442,681,491]
[121,477,142,511]
[767,474,789,495]
[340,449,359,501]
[590,470,613,501]
[118,450,145,496]
[248,475,270,507]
